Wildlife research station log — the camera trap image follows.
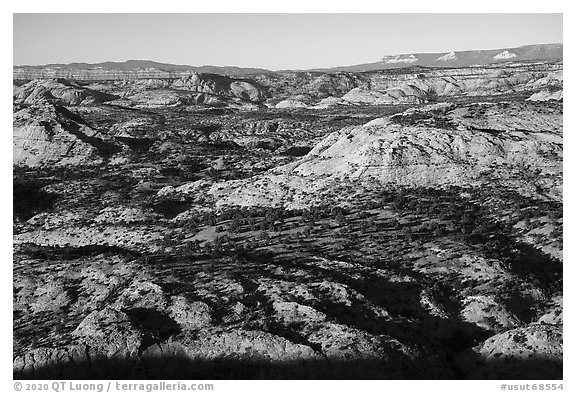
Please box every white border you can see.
[3,3,570,391]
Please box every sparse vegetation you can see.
[13,59,563,379]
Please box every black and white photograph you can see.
[9,9,565,384]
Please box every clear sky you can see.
[13,13,562,70]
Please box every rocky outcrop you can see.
[211,101,563,209]
[460,295,521,331]
[171,73,269,102]
[251,62,562,105]
[463,324,563,379]
[341,85,427,105]
[13,79,118,106]
[275,99,309,109]
[527,88,563,102]
[13,104,120,167]
[125,89,199,107]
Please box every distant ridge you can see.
[13,60,274,79]
[312,43,563,73]
[24,60,273,74]
[13,43,562,80]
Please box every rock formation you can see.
[13,79,118,106]
[211,101,563,209]
[13,104,119,167]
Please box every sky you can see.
[13,13,562,70]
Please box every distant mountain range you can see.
[13,60,273,78]
[13,43,562,80]
[315,43,563,72]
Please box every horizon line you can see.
[12,42,563,71]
